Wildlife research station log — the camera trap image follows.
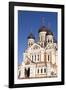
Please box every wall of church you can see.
[40,50,44,62]
[19,32,57,78]
[56,51,58,65]
[19,65,25,78]
[51,49,56,64]
[29,64,36,77]
[46,63,51,76]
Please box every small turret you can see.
[27,33,35,47]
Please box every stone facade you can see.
[18,26,58,79]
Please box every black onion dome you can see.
[46,31,53,36]
[27,33,35,39]
[38,26,49,33]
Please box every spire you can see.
[41,17,45,26]
[45,22,53,36]
[38,17,49,33]
[30,22,32,33]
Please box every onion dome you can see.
[27,33,35,39]
[46,31,53,36]
[38,26,49,33]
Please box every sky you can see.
[18,10,57,64]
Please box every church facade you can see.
[18,26,58,79]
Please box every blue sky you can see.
[18,10,57,64]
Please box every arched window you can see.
[31,43,33,46]
[41,68,43,73]
[32,55,33,62]
[18,71,21,78]
[37,69,39,73]
[48,55,49,61]
[48,39,49,43]
[41,36,43,41]
[50,40,52,43]
[44,68,46,73]
[38,55,39,61]
[35,55,36,61]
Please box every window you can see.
[48,39,52,43]
[48,39,49,43]
[44,68,46,73]
[31,43,33,45]
[32,55,33,62]
[41,43,43,47]
[50,40,52,43]
[18,71,21,77]
[41,36,43,41]
[51,71,54,75]
[35,55,36,61]
[37,69,39,73]
[38,55,39,61]
[48,55,49,61]
[41,68,43,73]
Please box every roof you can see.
[38,26,49,33]
[38,26,53,36]
[46,31,53,36]
[27,33,35,39]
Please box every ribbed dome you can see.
[27,33,35,39]
[38,26,49,33]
